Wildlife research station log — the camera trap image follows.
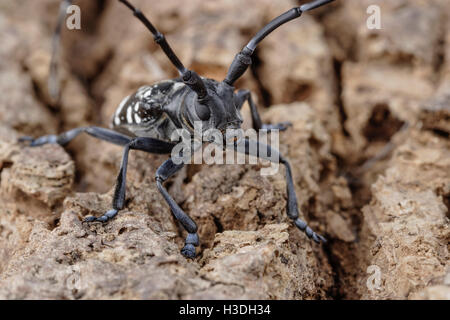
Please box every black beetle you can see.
[22,0,333,258]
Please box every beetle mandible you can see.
[22,0,334,258]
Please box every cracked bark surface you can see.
[0,0,448,299]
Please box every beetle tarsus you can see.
[181,244,196,259]
[83,209,119,223]
[83,216,97,223]
[295,218,327,243]
[19,134,59,147]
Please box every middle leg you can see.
[155,158,199,258]
[84,137,175,222]
[234,138,326,243]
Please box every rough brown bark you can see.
[0,0,448,299]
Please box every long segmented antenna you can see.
[118,0,211,117]
[48,0,73,100]
[118,0,209,100]
[300,0,335,12]
[118,0,187,75]
[224,0,335,85]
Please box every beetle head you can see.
[191,80,243,134]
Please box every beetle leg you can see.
[232,138,326,244]
[156,159,199,259]
[20,129,178,225]
[234,90,292,131]
[19,126,133,147]
[83,137,175,223]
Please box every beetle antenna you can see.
[224,0,335,85]
[119,0,186,74]
[48,0,73,101]
[119,0,211,109]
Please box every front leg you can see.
[84,137,175,223]
[155,159,199,258]
[234,138,326,243]
[234,90,292,131]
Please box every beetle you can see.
[22,0,334,258]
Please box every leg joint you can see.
[154,33,164,43]
[133,8,142,17]
[128,138,138,148]
[185,233,199,246]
